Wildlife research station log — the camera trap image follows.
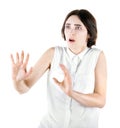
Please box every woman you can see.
[10,9,107,128]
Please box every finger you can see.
[16,52,19,63]
[22,53,29,69]
[20,50,24,64]
[59,64,69,75]
[10,54,15,64]
[53,78,65,92]
[59,64,71,82]
[53,78,62,86]
[25,67,33,78]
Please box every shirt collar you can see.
[67,47,89,60]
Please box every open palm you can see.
[53,64,73,96]
[10,51,32,81]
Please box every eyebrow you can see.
[65,23,81,26]
[74,24,81,26]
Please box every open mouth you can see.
[69,39,75,43]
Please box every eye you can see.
[75,26,82,30]
[65,25,71,29]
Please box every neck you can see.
[69,46,87,55]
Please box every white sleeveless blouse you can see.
[39,46,101,128]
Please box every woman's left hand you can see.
[53,64,73,96]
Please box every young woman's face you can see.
[64,15,89,53]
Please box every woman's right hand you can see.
[10,51,32,82]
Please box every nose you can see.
[70,28,76,34]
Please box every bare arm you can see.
[53,51,107,108]
[11,47,55,94]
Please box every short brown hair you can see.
[61,9,97,47]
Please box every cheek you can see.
[64,31,69,40]
[77,33,88,40]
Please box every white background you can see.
[0,0,120,127]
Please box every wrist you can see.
[13,80,30,94]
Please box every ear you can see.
[87,34,90,39]
[86,34,90,42]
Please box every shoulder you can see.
[87,47,106,67]
[90,47,101,53]
[40,47,55,62]
[91,47,106,60]
[44,46,66,60]
[46,47,55,55]
[50,46,66,55]
[46,46,65,52]
[89,47,103,58]
[96,50,107,66]
[91,47,107,70]
[48,46,66,69]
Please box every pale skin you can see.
[10,15,107,108]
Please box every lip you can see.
[68,38,75,43]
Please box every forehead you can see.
[65,15,83,25]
